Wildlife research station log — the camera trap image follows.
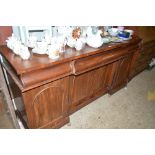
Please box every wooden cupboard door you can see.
[110,55,133,94]
[22,77,69,128]
[69,65,109,113]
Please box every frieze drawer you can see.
[73,48,135,75]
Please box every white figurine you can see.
[74,38,86,51]
[19,45,30,60]
[6,34,30,60]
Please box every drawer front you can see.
[21,62,72,89]
[74,47,137,75]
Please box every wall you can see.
[0,26,12,45]
[136,26,155,43]
[123,26,155,43]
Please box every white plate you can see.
[26,42,36,48]
[110,37,123,43]
[48,55,59,59]
[32,48,48,55]
[119,36,132,41]
[102,38,110,43]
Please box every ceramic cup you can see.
[48,44,60,59]
[36,41,48,54]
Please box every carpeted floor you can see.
[0,91,14,129]
[62,68,155,128]
[0,68,155,129]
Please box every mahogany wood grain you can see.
[128,42,142,80]
[109,54,133,94]
[130,40,155,77]
[20,62,72,88]
[22,77,69,128]
[73,46,138,75]
[69,66,108,113]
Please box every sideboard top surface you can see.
[0,36,141,75]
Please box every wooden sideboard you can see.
[0,36,142,128]
[131,40,155,77]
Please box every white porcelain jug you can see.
[86,30,103,48]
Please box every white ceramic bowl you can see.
[124,29,134,36]
[36,41,48,49]
[87,37,103,48]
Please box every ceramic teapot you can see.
[86,28,103,48]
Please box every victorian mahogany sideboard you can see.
[0,36,142,128]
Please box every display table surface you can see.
[0,36,142,128]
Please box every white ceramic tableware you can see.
[87,37,103,48]
[86,30,103,48]
[27,36,37,48]
[67,38,76,48]
[108,28,119,36]
[86,26,94,37]
[118,26,124,31]
[74,38,85,51]
[28,36,37,43]
[48,44,60,59]
[36,41,48,49]
[13,42,22,55]
[124,29,134,36]
[20,46,30,60]
[102,38,110,44]
[32,41,48,54]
